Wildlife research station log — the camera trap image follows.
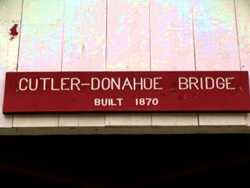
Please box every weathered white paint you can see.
[13,0,64,127]
[105,0,151,126]
[235,0,250,126]
[150,0,198,126]
[0,0,249,129]
[59,0,106,127]
[0,0,22,128]
[0,0,22,23]
[197,113,247,126]
[193,0,247,126]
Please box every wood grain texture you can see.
[13,0,64,127]
[59,0,106,127]
[2,0,249,128]
[105,0,151,126]
[0,0,22,127]
[150,0,198,126]
[193,0,246,126]
[235,0,250,126]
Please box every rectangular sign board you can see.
[3,71,250,113]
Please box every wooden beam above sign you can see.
[3,71,250,113]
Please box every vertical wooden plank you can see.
[62,0,106,71]
[59,0,106,127]
[235,0,250,126]
[194,0,246,126]
[105,0,151,126]
[150,0,198,126]
[13,0,64,127]
[0,0,22,128]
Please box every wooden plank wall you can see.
[0,0,22,128]
[235,0,250,126]
[13,0,64,127]
[106,0,151,126]
[193,0,247,126]
[151,0,198,126]
[0,0,249,129]
[59,0,106,127]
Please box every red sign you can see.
[3,71,250,113]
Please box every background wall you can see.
[0,0,250,129]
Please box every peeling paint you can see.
[9,24,18,40]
